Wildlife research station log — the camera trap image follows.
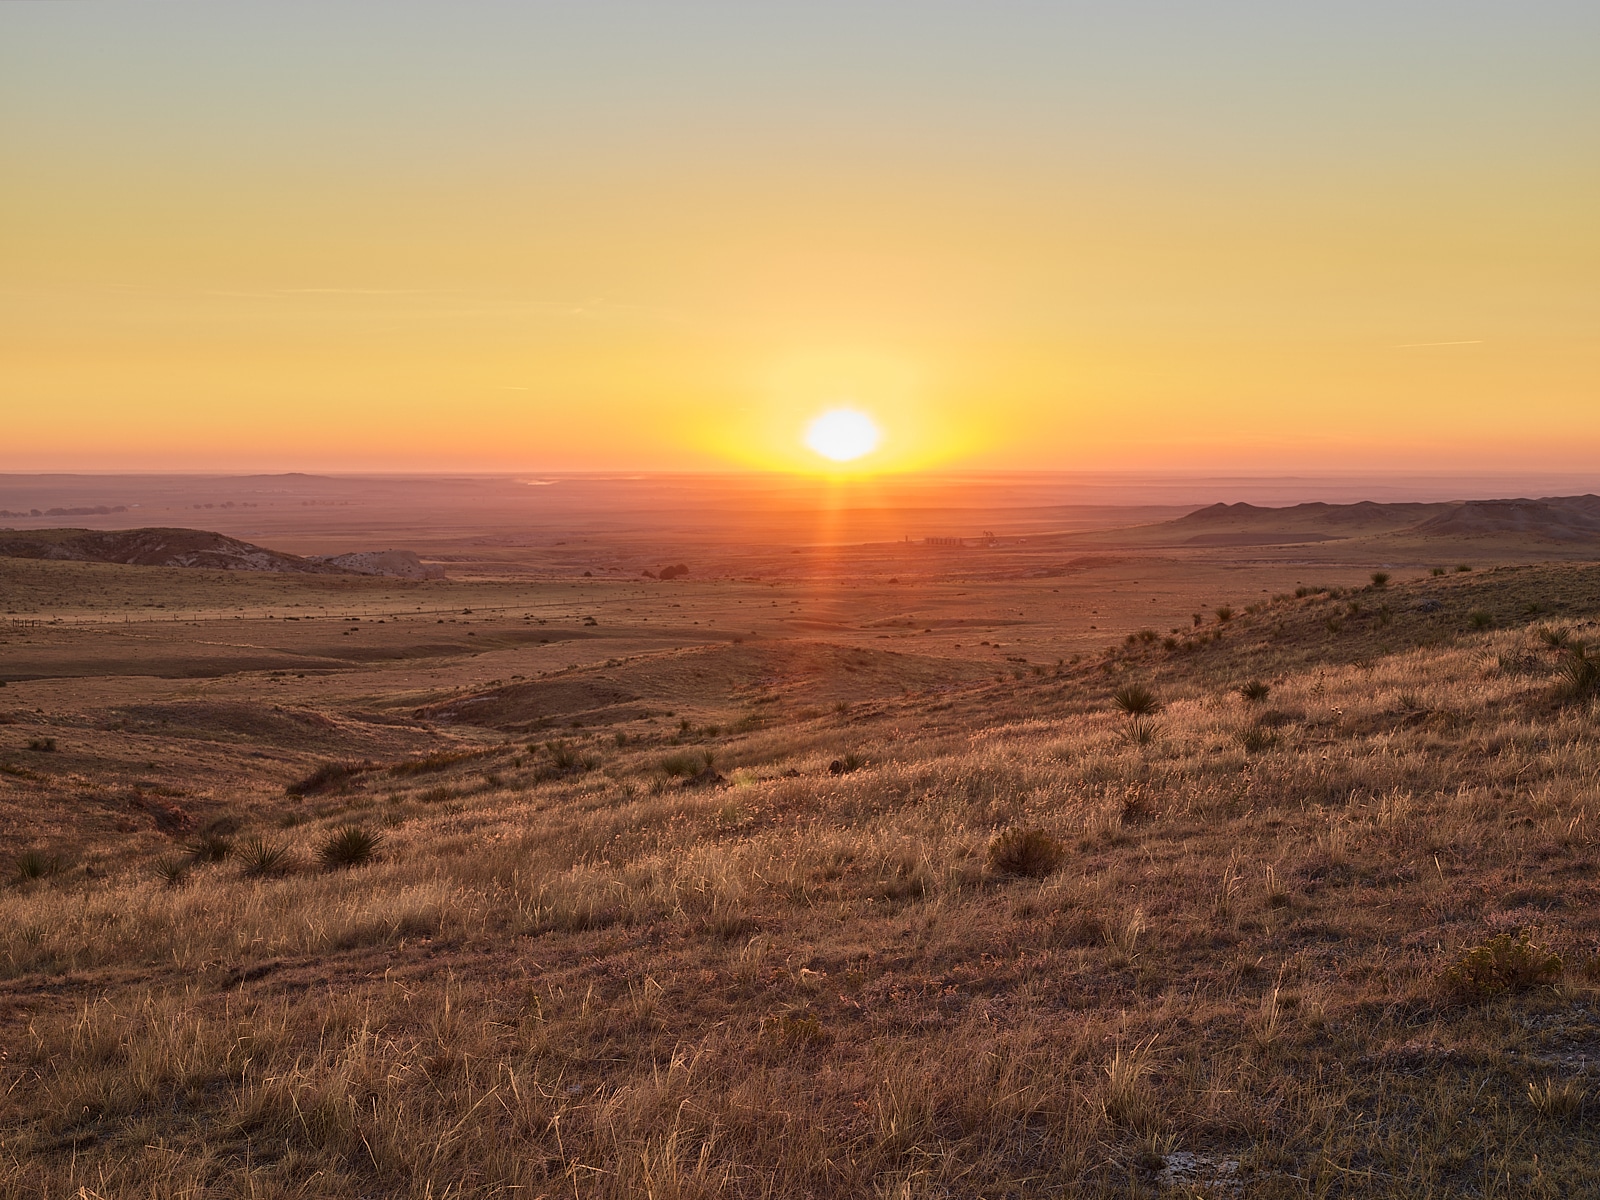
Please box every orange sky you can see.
[3,5,1597,474]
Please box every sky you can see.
[2,2,1597,475]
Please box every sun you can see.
[804,408,881,462]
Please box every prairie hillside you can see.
[5,554,1600,1197]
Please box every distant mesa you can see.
[1159,495,1600,547]
[1410,497,1600,541]
[0,527,446,578]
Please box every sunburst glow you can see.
[804,409,881,462]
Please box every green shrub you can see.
[987,828,1066,878]
[318,825,384,870]
[1441,933,1560,1001]
[1111,684,1161,716]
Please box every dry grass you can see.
[6,565,1600,1194]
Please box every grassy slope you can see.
[5,565,1600,1196]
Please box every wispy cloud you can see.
[1394,340,1484,348]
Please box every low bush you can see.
[1441,933,1561,1001]
[661,750,711,778]
[987,828,1065,878]
[286,761,370,797]
[1237,680,1271,703]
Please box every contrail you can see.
[1395,339,1484,348]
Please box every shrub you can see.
[238,837,294,878]
[544,740,580,772]
[1370,571,1390,588]
[27,737,56,752]
[987,828,1065,878]
[390,750,478,776]
[1237,726,1277,755]
[1214,605,1234,623]
[286,761,369,797]
[1431,566,1446,576]
[1441,933,1561,1001]
[1237,680,1271,703]
[13,850,60,883]
[661,750,710,777]
[1456,563,1473,572]
[318,825,384,870]
[1468,610,1493,630]
[1111,684,1161,716]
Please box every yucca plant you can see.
[1558,647,1600,703]
[183,832,233,863]
[1237,680,1271,703]
[238,837,294,878]
[1111,684,1161,716]
[13,850,60,884]
[154,856,190,888]
[318,825,384,870]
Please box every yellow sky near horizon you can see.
[3,5,1597,474]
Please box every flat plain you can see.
[5,475,1600,1198]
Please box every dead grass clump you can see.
[1099,1042,1161,1132]
[987,828,1065,878]
[1237,679,1271,703]
[389,749,481,776]
[1237,725,1277,754]
[761,1010,832,1051]
[1440,932,1562,1001]
[1528,1078,1585,1121]
[318,825,385,870]
[286,760,371,797]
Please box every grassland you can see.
[5,555,1600,1197]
